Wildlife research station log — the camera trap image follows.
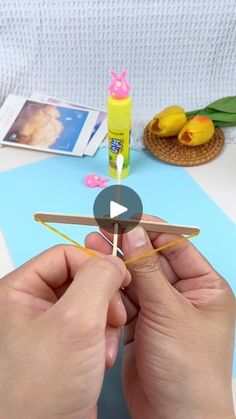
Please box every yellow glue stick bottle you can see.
[107,71,131,179]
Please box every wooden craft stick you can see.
[35,217,199,266]
[112,223,119,255]
[34,213,200,235]
[112,154,124,256]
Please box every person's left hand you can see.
[0,245,130,419]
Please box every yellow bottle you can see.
[107,71,131,179]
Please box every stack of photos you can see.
[0,94,107,157]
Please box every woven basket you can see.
[143,125,225,166]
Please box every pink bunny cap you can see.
[109,70,130,99]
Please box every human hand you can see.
[0,245,130,419]
[85,216,236,419]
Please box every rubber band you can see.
[125,231,199,265]
[35,217,97,258]
[35,216,199,265]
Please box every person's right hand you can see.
[85,215,236,419]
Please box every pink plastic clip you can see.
[84,174,110,189]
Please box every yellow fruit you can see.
[178,115,214,146]
[149,106,187,137]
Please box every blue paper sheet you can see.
[0,148,235,384]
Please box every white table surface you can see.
[0,143,235,406]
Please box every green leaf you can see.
[187,96,236,127]
[213,121,236,127]
[186,109,202,117]
[207,96,236,113]
[197,108,236,123]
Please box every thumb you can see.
[52,255,129,329]
[123,226,174,305]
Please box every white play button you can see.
[94,185,143,233]
[110,200,128,218]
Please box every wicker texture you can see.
[143,125,225,166]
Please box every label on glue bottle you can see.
[108,128,130,178]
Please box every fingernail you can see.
[108,256,126,275]
[106,338,118,364]
[126,226,149,248]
